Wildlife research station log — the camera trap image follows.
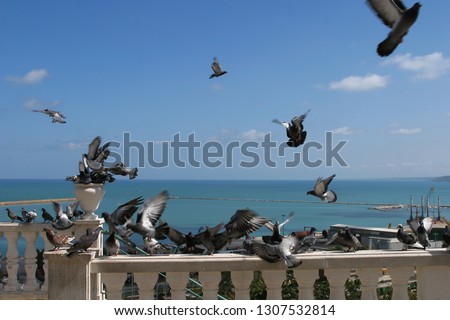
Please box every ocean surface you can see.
[1,178,450,255]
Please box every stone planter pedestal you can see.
[74,183,105,220]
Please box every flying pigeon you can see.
[51,201,74,230]
[209,57,227,79]
[396,224,417,250]
[262,212,294,244]
[5,208,23,223]
[366,0,422,57]
[307,174,337,203]
[250,235,303,268]
[106,162,138,180]
[443,225,450,248]
[160,223,204,254]
[125,191,169,251]
[105,231,120,256]
[273,110,310,147]
[41,208,55,223]
[101,196,145,249]
[20,208,37,223]
[325,227,362,252]
[32,108,66,123]
[43,227,75,251]
[66,226,103,257]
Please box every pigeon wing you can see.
[251,240,281,263]
[325,190,337,203]
[136,191,169,229]
[87,136,102,160]
[367,0,403,28]
[422,217,434,234]
[111,196,144,226]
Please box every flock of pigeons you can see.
[16,1,440,265]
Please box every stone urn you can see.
[73,183,105,220]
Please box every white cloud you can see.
[331,126,357,135]
[382,52,450,79]
[6,69,49,84]
[23,98,61,110]
[211,128,267,141]
[389,128,422,135]
[241,129,266,140]
[328,73,389,91]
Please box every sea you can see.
[1,178,450,255]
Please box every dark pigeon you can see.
[43,227,75,251]
[209,57,227,79]
[250,235,302,269]
[307,174,337,203]
[160,223,204,254]
[105,231,120,256]
[396,224,417,250]
[366,0,422,57]
[273,109,310,147]
[5,208,23,223]
[32,108,66,123]
[325,227,362,252]
[442,225,450,248]
[66,226,103,257]
[41,208,55,223]
[262,212,294,244]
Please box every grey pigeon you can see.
[396,224,417,250]
[5,208,23,223]
[101,196,144,249]
[366,0,421,57]
[408,217,433,249]
[20,207,37,223]
[105,231,120,256]
[106,162,138,180]
[250,235,302,269]
[160,223,204,254]
[66,226,103,257]
[297,227,317,253]
[32,108,66,123]
[43,227,75,251]
[41,208,55,223]
[273,110,310,147]
[307,174,337,203]
[442,225,450,248]
[51,201,74,230]
[209,57,227,79]
[325,227,362,252]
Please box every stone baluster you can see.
[165,271,188,299]
[389,267,414,300]
[262,270,285,300]
[231,270,252,300]
[357,267,380,300]
[199,271,221,300]
[3,230,19,292]
[134,272,159,300]
[295,269,317,300]
[21,228,39,292]
[102,273,128,300]
[326,269,350,300]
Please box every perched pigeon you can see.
[272,110,310,147]
[209,57,227,79]
[408,217,433,249]
[105,231,120,256]
[43,227,75,251]
[297,227,317,253]
[325,227,362,252]
[41,208,55,223]
[106,162,138,180]
[5,208,23,223]
[66,226,103,257]
[250,235,302,269]
[101,196,145,249]
[125,191,169,251]
[442,225,450,248]
[366,0,422,57]
[51,201,74,230]
[20,208,37,223]
[396,224,417,250]
[262,212,294,244]
[307,174,337,203]
[32,108,66,123]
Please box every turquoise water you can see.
[1,178,449,254]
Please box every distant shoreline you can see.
[0,198,77,206]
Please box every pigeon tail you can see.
[285,255,302,269]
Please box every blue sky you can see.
[1,0,450,180]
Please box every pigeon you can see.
[307,174,337,203]
[273,110,310,148]
[106,162,138,180]
[51,201,74,230]
[198,223,227,254]
[209,57,227,79]
[125,191,169,251]
[43,227,75,251]
[32,108,66,123]
[41,208,55,223]
[297,227,317,253]
[366,0,422,57]
[250,235,302,269]
[5,208,23,223]
[66,226,103,257]
[325,227,362,252]
[105,231,120,256]
[20,208,37,223]
[396,224,417,250]
[101,196,145,249]
[408,216,433,249]
[160,223,204,254]
[263,212,294,244]
[443,225,450,248]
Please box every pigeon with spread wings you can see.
[307,174,337,203]
[366,0,421,57]
[32,108,66,123]
[272,110,310,147]
[209,57,227,79]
